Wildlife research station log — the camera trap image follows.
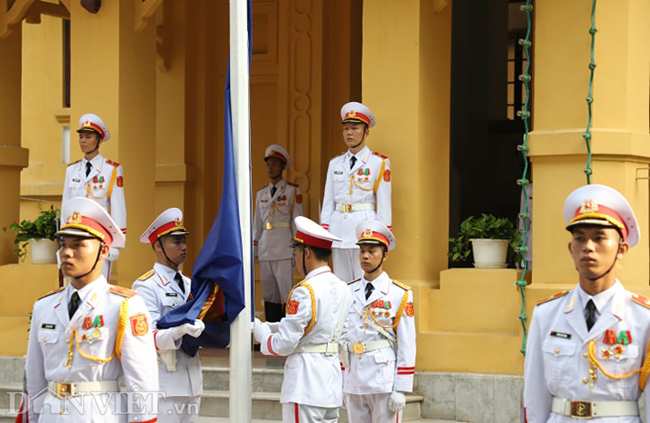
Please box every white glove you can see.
[388,391,406,412]
[107,247,120,261]
[171,320,205,341]
[253,318,271,343]
[267,321,281,333]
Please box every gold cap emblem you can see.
[68,211,82,224]
[579,198,599,214]
[174,217,181,226]
[363,228,373,237]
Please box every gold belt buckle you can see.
[570,401,593,419]
[352,342,365,354]
[56,383,73,398]
[342,204,352,213]
[264,222,273,230]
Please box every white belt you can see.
[294,342,340,356]
[335,203,374,213]
[350,339,394,354]
[264,221,290,230]
[551,397,638,419]
[48,380,119,398]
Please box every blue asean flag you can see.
[156,0,252,357]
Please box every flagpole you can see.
[229,0,252,421]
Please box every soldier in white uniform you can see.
[132,208,206,423]
[320,102,392,283]
[62,114,127,280]
[254,216,351,423]
[524,184,650,422]
[344,220,416,423]
[24,197,158,423]
[253,144,304,321]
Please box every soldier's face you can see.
[359,244,386,273]
[568,226,628,279]
[58,236,106,277]
[265,157,285,180]
[342,122,368,148]
[158,235,188,265]
[78,131,101,153]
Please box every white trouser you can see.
[259,259,294,303]
[158,395,201,423]
[332,248,363,283]
[282,402,339,423]
[345,393,402,423]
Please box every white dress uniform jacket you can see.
[524,281,650,422]
[344,273,416,394]
[62,153,127,237]
[260,266,351,407]
[320,146,391,249]
[25,276,158,423]
[132,263,202,398]
[253,179,303,261]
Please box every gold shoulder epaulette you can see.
[537,290,570,306]
[137,270,155,281]
[37,286,65,301]
[373,151,388,160]
[631,293,650,309]
[67,159,81,167]
[392,279,411,291]
[105,159,120,167]
[348,277,361,286]
[109,285,137,298]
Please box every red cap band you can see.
[79,121,105,139]
[359,230,390,248]
[572,204,628,241]
[148,221,182,244]
[294,230,333,249]
[343,111,370,126]
[62,215,113,246]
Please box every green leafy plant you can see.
[448,213,523,264]
[3,205,59,260]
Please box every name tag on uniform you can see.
[165,293,178,297]
[41,323,56,330]
[550,331,571,340]
[261,199,269,203]
[334,171,343,175]
[72,178,81,182]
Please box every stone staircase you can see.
[0,351,464,423]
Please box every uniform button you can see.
[582,378,589,384]
[43,338,47,343]
[583,352,588,358]
[554,348,560,354]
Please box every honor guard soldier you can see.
[320,102,392,282]
[25,197,158,422]
[253,144,304,322]
[62,114,127,280]
[524,184,650,422]
[133,208,206,423]
[344,220,416,423]
[253,216,351,423]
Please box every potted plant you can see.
[449,213,522,268]
[4,205,59,264]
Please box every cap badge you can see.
[68,211,82,225]
[579,199,599,214]
[363,229,373,238]
[349,110,357,117]
[175,217,181,226]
